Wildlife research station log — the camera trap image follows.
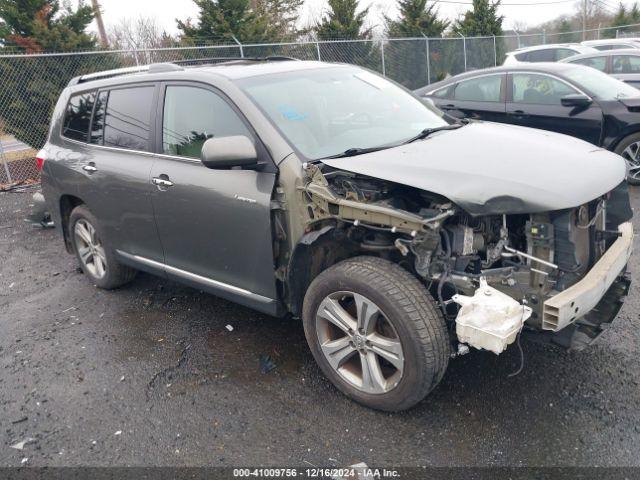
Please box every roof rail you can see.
[68,63,184,86]
[66,56,298,87]
[173,56,299,66]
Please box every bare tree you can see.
[108,16,176,63]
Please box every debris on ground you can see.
[11,416,28,424]
[114,431,122,436]
[225,325,234,332]
[259,355,277,374]
[10,438,35,450]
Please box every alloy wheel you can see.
[315,291,404,394]
[621,141,640,182]
[74,219,107,279]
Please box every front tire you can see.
[614,132,640,185]
[69,205,136,289]
[302,256,450,411]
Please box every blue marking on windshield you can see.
[277,105,308,121]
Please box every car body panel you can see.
[322,121,625,215]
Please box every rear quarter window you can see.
[62,91,96,142]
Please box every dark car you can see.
[560,48,640,89]
[415,62,640,184]
[39,60,633,411]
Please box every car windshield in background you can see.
[564,66,640,100]
[237,67,449,160]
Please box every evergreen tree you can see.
[557,18,576,42]
[452,0,504,70]
[453,0,504,37]
[386,0,448,38]
[177,0,301,44]
[0,0,99,148]
[315,0,371,40]
[314,0,376,72]
[604,2,640,38]
[384,0,448,88]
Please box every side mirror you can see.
[561,93,592,107]
[201,136,258,169]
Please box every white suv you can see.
[503,44,598,65]
[582,38,640,51]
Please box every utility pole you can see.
[91,0,109,48]
[582,0,587,41]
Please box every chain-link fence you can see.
[1,22,639,187]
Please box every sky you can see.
[88,0,628,37]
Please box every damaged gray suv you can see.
[40,59,634,411]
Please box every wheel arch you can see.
[285,226,364,317]
[59,194,85,253]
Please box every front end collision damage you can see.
[285,158,633,355]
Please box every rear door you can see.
[611,54,640,89]
[433,73,507,122]
[149,82,279,313]
[76,84,164,263]
[506,72,603,145]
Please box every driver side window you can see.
[512,73,578,105]
[162,86,251,159]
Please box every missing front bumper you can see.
[542,222,634,332]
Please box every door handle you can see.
[82,163,98,173]
[509,109,529,118]
[441,103,456,110]
[152,177,174,188]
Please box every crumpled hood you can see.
[322,122,626,215]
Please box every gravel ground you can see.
[1,187,640,468]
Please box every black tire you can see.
[302,256,450,411]
[69,205,136,289]
[614,132,640,185]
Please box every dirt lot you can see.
[1,187,640,468]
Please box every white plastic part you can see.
[452,278,532,355]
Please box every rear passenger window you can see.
[162,86,251,159]
[527,49,555,62]
[612,55,640,73]
[570,56,607,72]
[555,48,579,61]
[103,86,154,151]
[62,91,96,142]
[454,75,502,102]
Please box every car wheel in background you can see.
[69,205,136,289]
[615,133,640,185]
[302,256,450,412]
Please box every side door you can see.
[611,54,640,89]
[435,74,507,122]
[72,84,165,265]
[149,82,279,314]
[506,72,603,145]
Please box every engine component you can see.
[452,278,532,355]
[446,224,483,255]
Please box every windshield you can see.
[563,66,640,100]
[236,67,448,160]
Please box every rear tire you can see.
[69,205,136,289]
[302,256,450,411]
[614,132,640,185]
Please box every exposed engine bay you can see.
[300,162,634,354]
